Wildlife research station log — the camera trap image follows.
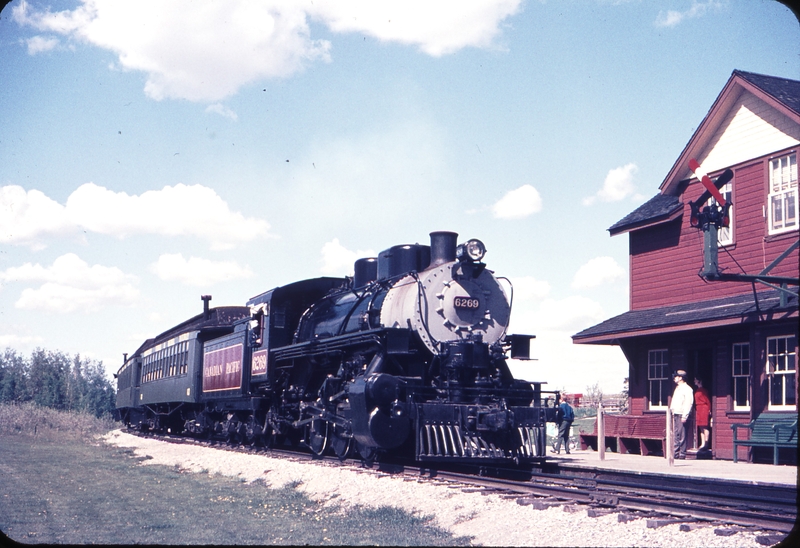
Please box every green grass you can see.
[0,428,472,545]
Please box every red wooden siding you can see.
[629,152,799,310]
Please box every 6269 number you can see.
[453,297,480,309]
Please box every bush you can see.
[0,402,115,439]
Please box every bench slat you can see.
[732,414,797,465]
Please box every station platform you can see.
[546,448,798,487]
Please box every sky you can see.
[1,0,798,395]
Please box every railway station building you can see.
[573,70,798,463]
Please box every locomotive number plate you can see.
[453,297,480,310]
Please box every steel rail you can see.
[425,466,797,533]
[129,430,797,533]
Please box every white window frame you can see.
[732,342,750,411]
[648,349,670,410]
[767,335,797,410]
[768,153,798,235]
[707,182,733,245]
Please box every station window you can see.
[768,153,798,235]
[707,181,733,245]
[767,335,797,410]
[647,349,670,410]
[731,342,750,411]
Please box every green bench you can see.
[731,411,797,465]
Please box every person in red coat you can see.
[694,378,711,450]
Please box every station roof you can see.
[607,194,682,236]
[573,289,798,345]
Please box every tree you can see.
[620,377,630,414]
[0,349,27,403]
[0,347,116,417]
[584,382,604,408]
[80,359,116,417]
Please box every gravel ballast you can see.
[103,430,782,547]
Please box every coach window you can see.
[179,342,188,375]
[170,345,177,376]
[767,335,797,410]
[768,152,798,235]
[732,342,750,411]
[647,349,670,410]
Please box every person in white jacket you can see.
[670,370,694,459]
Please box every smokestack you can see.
[429,231,458,267]
[201,295,212,320]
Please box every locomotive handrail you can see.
[411,271,440,351]
[495,276,514,342]
[271,328,405,361]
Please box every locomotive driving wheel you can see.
[305,419,329,457]
[330,426,352,461]
[354,440,377,467]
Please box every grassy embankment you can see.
[0,403,470,545]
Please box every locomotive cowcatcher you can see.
[115,231,557,463]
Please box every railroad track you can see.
[129,430,797,535]
[425,466,797,535]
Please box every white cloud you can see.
[510,276,551,302]
[583,163,641,205]
[536,295,606,332]
[0,253,139,313]
[150,253,254,287]
[572,256,626,289]
[507,331,628,394]
[0,333,45,349]
[13,0,332,102]
[320,238,376,275]
[492,185,543,219]
[505,293,627,393]
[0,185,70,250]
[308,0,522,57]
[205,103,238,121]
[0,183,272,250]
[655,1,725,28]
[509,294,606,334]
[13,0,520,102]
[24,35,60,54]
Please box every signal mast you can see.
[688,159,799,306]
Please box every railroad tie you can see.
[755,534,788,546]
[646,517,692,529]
[516,497,560,510]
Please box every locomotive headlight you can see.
[456,239,486,262]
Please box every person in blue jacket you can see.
[553,398,575,454]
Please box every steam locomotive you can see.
[115,231,556,464]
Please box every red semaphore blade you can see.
[689,158,727,206]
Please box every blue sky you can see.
[1,0,798,394]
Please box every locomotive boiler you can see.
[115,231,556,464]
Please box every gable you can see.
[660,71,800,196]
[697,90,800,176]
